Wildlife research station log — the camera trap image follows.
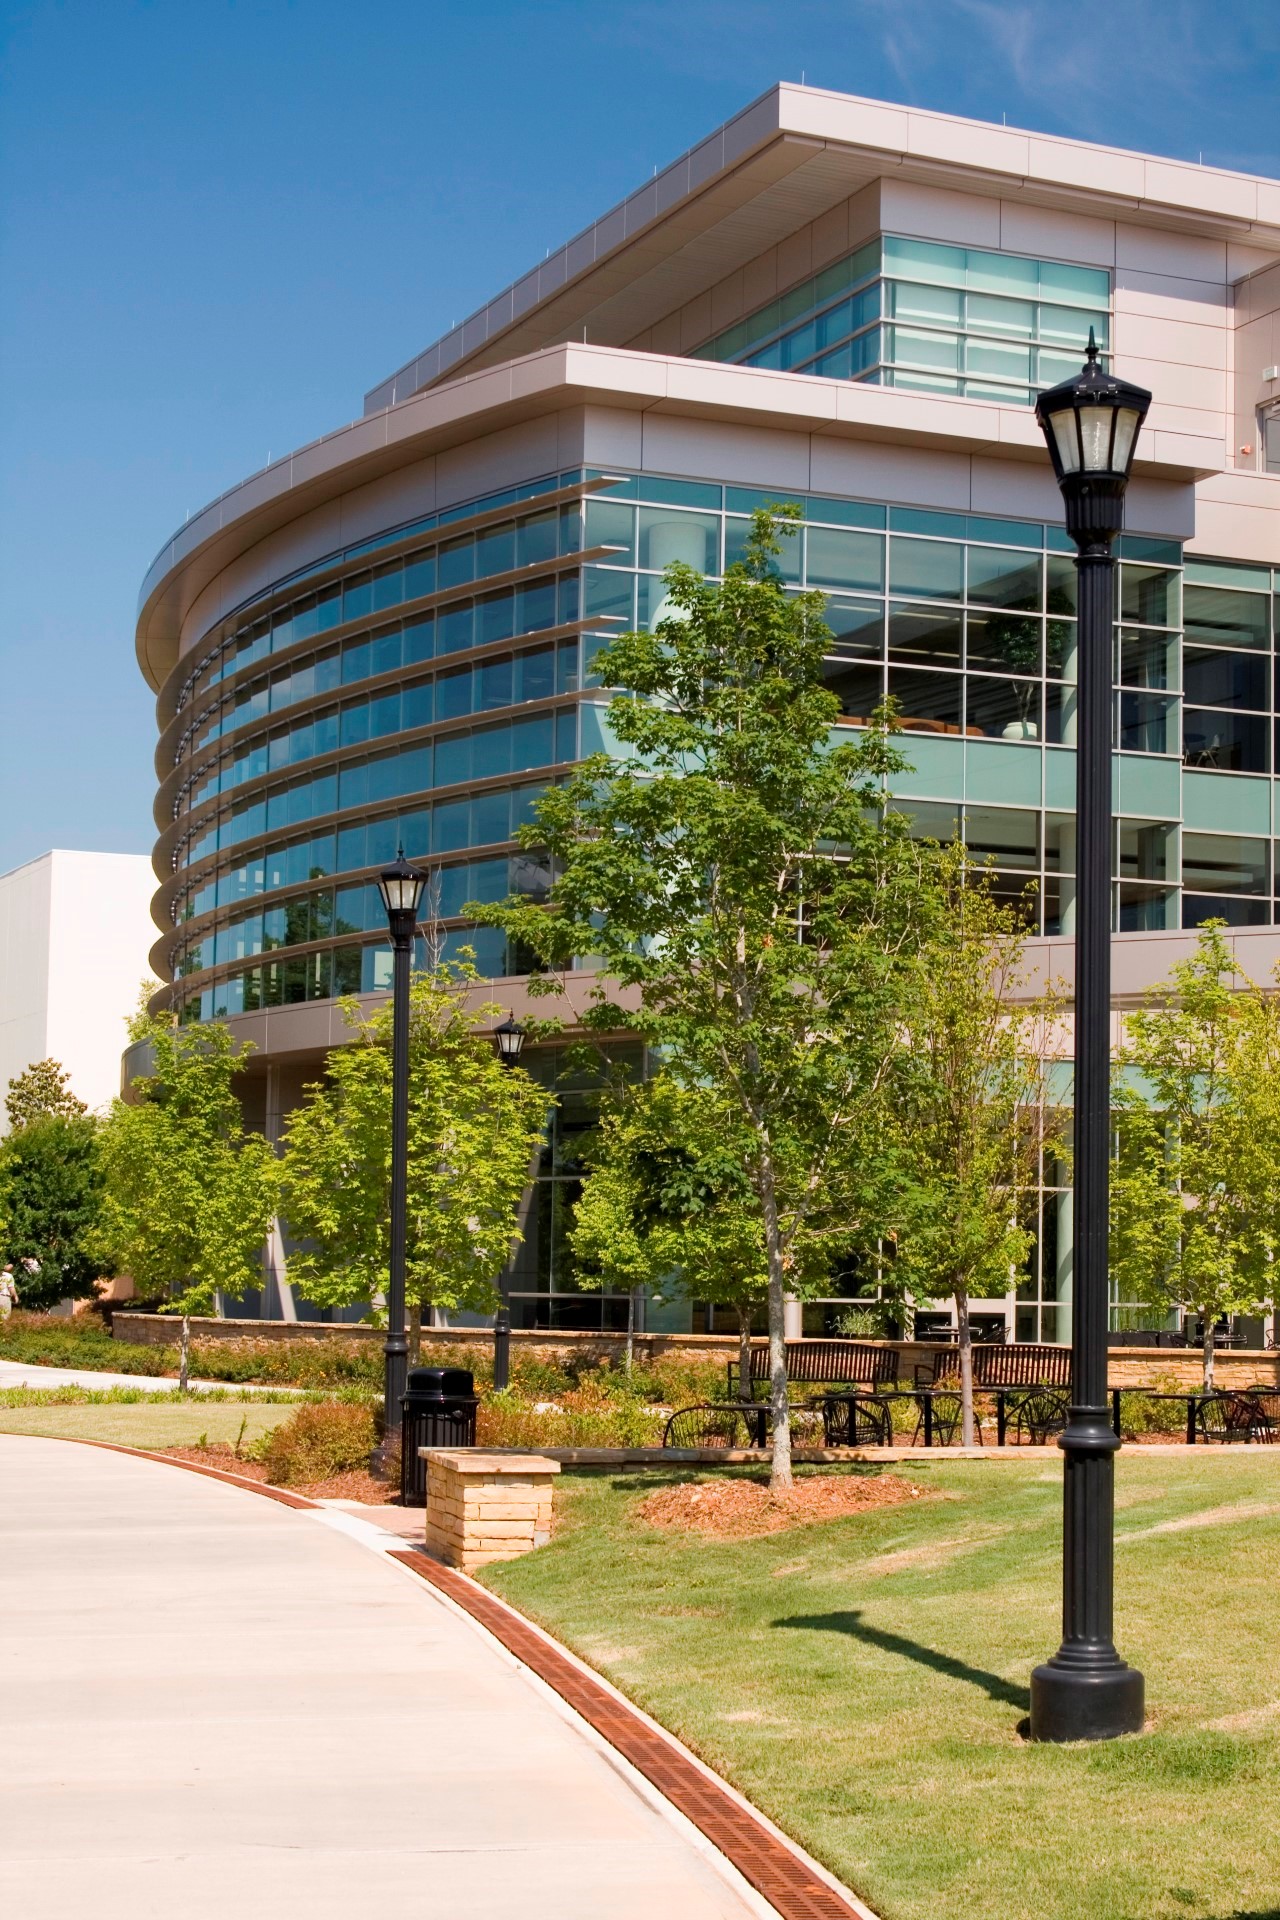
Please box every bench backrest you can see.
[747,1340,900,1386]
[931,1342,1071,1388]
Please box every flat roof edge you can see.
[363,83,1280,415]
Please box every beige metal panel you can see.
[878,177,1002,248]
[1191,478,1280,564]
[1114,267,1230,320]
[1026,137,1148,200]
[1113,307,1228,372]
[1128,350,1228,409]
[1144,160,1259,223]
[997,199,1116,268]
[810,435,973,509]
[639,412,812,494]
[1115,222,1229,282]
[777,86,910,152]
[1228,241,1280,282]
[903,110,1031,178]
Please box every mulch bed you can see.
[636,1471,929,1539]
[155,1444,399,1504]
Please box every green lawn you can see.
[0,1401,292,1448]
[485,1456,1280,1920]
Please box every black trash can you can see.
[400,1366,478,1506]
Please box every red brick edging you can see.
[58,1437,320,1508]
[389,1546,873,1920]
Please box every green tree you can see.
[0,1114,108,1309]
[278,963,549,1327]
[1112,924,1280,1388]
[477,509,941,1486]
[94,1015,277,1314]
[890,850,1062,1445]
[5,1058,87,1132]
[570,1076,771,1387]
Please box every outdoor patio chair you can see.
[1011,1385,1070,1445]
[819,1393,893,1448]
[1195,1391,1272,1444]
[662,1404,768,1450]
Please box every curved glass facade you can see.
[161,466,1280,1032]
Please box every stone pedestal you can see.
[423,1450,560,1572]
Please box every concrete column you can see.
[783,1296,804,1340]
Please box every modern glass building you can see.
[136,85,1280,1337]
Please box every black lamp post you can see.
[374,849,427,1471]
[490,1014,526,1391]
[1030,334,1151,1743]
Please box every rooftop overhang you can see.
[364,83,1280,413]
[136,342,1213,691]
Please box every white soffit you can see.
[365,85,1280,413]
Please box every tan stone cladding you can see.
[423,1450,560,1573]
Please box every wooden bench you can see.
[727,1339,901,1399]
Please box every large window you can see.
[688,236,1111,408]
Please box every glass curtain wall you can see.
[164,458,1279,1339]
[688,236,1111,408]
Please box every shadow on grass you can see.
[774,1609,1030,1712]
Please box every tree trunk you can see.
[178,1315,190,1395]
[408,1298,423,1364]
[758,1155,792,1490]
[736,1304,754,1404]
[625,1288,635,1374]
[956,1287,976,1449]
[1202,1311,1215,1393]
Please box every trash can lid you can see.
[406,1365,475,1397]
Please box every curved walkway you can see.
[0,1358,298,1394]
[0,1436,772,1920]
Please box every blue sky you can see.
[2,0,1278,877]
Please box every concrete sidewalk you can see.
[0,1358,299,1394]
[0,1435,773,1920]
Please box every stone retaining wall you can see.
[107,1315,1280,1389]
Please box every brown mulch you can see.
[154,1445,400,1504]
[636,1471,929,1539]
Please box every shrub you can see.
[0,1311,174,1375]
[258,1401,378,1484]
[477,1379,663,1449]
[1119,1375,1194,1438]
[190,1337,384,1389]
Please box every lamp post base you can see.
[1029,1655,1145,1743]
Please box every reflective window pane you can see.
[887,603,963,666]
[888,539,964,602]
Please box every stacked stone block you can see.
[423,1450,560,1572]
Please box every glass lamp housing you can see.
[1035,333,1151,514]
[493,1014,526,1066]
[378,851,427,923]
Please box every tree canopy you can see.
[1112,923,1280,1386]
[5,1058,87,1132]
[93,1015,277,1313]
[889,848,1063,1442]
[476,508,944,1484]
[0,1113,108,1309]
[278,964,549,1320]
